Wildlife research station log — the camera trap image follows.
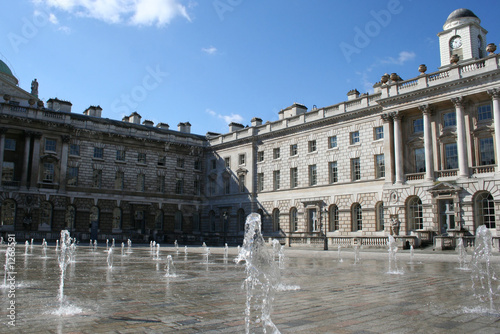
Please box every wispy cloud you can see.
[381,51,416,65]
[202,46,217,55]
[34,0,191,27]
[206,108,244,125]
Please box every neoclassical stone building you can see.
[1,8,500,248]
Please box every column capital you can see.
[61,135,71,143]
[451,96,466,107]
[390,111,403,120]
[381,113,392,122]
[418,104,433,115]
[487,88,500,99]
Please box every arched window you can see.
[237,209,246,233]
[475,192,495,230]
[209,210,216,232]
[39,201,53,231]
[329,205,339,232]
[155,209,163,231]
[290,207,298,232]
[376,202,384,231]
[352,203,362,232]
[65,205,76,230]
[1,199,16,228]
[174,211,183,231]
[192,212,200,232]
[272,209,280,232]
[112,207,122,231]
[407,197,423,232]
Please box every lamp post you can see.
[321,208,328,250]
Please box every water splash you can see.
[278,245,285,270]
[174,240,179,254]
[107,247,114,269]
[126,239,132,254]
[155,244,161,261]
[164,255,176,277]
[42,239,48,258]
[337,245,343,263]
[235,213,281,334]
[57,230,75,312]
[470,225,498,313]
[456,238,469,270]
[354,244,360,265]
[387,235,403,275]
[121,242,125,256]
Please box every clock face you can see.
[450,36,462,49]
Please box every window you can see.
[350,131,360,145]
[137,152,146,164]
[155,210,164,231]
[112,207,122,231]
[309,165,317,186]
[329,205,339,232]
[193,212,200,232]
[158,175,165,193]
[40,201,53,231]
[272,209,280,231]
[177,158,185,169]
[376,202,384,231]
[158,156,166,166]
[69,143,80,156]
[175,178,184,194]
[290,208,298,232]
[239,154,246,165]
[5,138,16,151]
[258,151,264,162]
[407,197,423,231]
[115,171,124,190]
[65,205,76,229]
[45,138,56,152]
[308,140,317,153]
[273,148,280,159]
[116,150,126,161]
[352,203,362,231]
[273,170,280,190]
[174,211,183,231]
[1,199,16,227]
[329,161,338,183]
[414,147,426,173]
[239,174,245,192]
[413,119,423,134]
[477,104,492,121]
[67,167,78,186]
[375,154,385,178]
[475,192,495,229]
[351,158,361,181]
[194,159,201,170]
[194,178,201,195]
[209,178,216,196]
[479,137,495,165]
[223,178,230,194]
[445,143,458,169]
[290,167,298,188]
[374,126,384,140]
[211,159,216,170]
[43,162,54,182]
[137,174,145,192]
[93,147,103,159]
[224,157,230,168]
[209,210,216,232]
[2,162,14,183]
[290,144,298,156]
[443,112,456,128]
[92,169,102,188]
[257,173,264,192]
[328,136,337,149]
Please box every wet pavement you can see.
[1,242,499,334]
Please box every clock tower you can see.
[437,8,488,68]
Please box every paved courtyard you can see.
[1,242,500,333]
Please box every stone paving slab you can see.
[0,244,499,333]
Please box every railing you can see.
[399,78,418,90]
[435,169,458,178]
[461,60,486,73]
[428,70,450,82]
[472,165,496,174]
[406,172,425,181]
[1,180,20,187]
[10,106,27,112]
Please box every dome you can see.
[446,8,478,22]
[0,59,14,77]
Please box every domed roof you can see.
[0,59,14,77]
[446,8,478,21]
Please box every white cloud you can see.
[35,0,191,27]
[49,13,59,24]
[206,109,244,125]
[381,51,416,66]
[202,46,217,55]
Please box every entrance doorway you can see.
[439,199,455,234]
[308,209,318,232]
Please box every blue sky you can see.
[1,0,499,135]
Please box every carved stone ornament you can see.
[381,74,389,84]
[450,54,459,65]
[418,64,427,74]
[486,43,497,55]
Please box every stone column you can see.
[29,132,42,188]
[419,105,435,181]
[381,113,394,184]
[59,135,70,192]
[21,131,32,188]
[451,97,469,177]
[0,128,6,182]
[488,89,500,172]
[392,112,404,184]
